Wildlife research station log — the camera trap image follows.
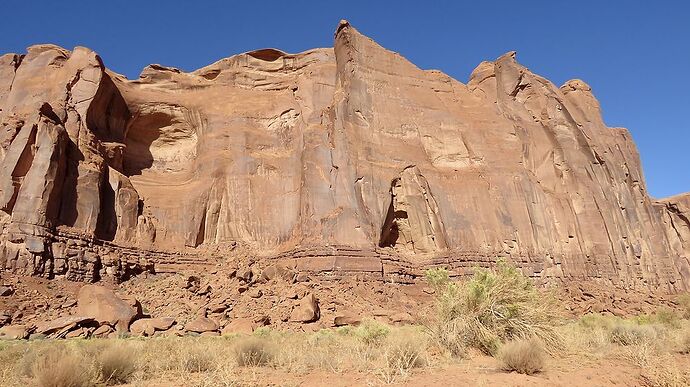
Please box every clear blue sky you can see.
[1,1,688,198]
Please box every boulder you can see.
[35,315,96,335]
[130,317,176,336]
[333,312,361,327]
[185,316,218,333]
[221,318,255,335]
[290,293,320,323]
[77,285,139,331]
[0,311,11,326]
[0,325,29,340]
[260,264,294,282]
[92,324,114,338]
[248,289,263,299]
[0,286,13,296]
[65,327,90,339]
[207,302,229,314]
[389,312,414,324]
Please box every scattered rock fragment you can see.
[0,325,29,340]
[248,289,263,299]
[333,312,361,327]
[389,312,413,324]
[290,293,320,323]
[35,315,96,336]
[131,317,176,336]
[221,318,255,335]
[185,316,219,333]
[0,286,14,296]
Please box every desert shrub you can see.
[678,293,690,319]
[641,354,689,387]
[609,324,658,346]
[425,262,563,355]
[578,313,620,330]
[497,338,545,375]
[182,344,217,373]
[234,337,274,367]
[654,309,681,327]
[680,331,690,355]
[252,327,272,337]
[622,341,656,367]
[97,343,137,385]
[384,336,426,371]
[30,346,97,387]
[354,319,391,346]
[636,308,681,328]
[425,267,451,289]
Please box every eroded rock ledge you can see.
[0,21,688,292]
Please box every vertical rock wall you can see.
[0,22,687,290]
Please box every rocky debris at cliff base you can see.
[35,315,97,336]
[0,263,686,342]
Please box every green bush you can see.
[636,308,680,328]
[425,267,451,290]
[354,320,391,346]
[425,261,563,355]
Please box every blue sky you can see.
[1,1,688,198]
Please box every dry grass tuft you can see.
[234,337,274,367]
[97,343,137,385]
[610,324,659,346]
[182,344,218,373]
[497,338,545,375]
[425,262,563,356]
[641,354,689,387]
[680,331,690,355]
[678,293,690,320]
[31,346,97,387]
[384,335,426,372]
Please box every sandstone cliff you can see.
[0,21,687,291]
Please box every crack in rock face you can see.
[379,166,448,255]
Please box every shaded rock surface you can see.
[0,20,687,295]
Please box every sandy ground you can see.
[120,352,690,386]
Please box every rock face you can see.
[0,21,688,291]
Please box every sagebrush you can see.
[425,262,563,355]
